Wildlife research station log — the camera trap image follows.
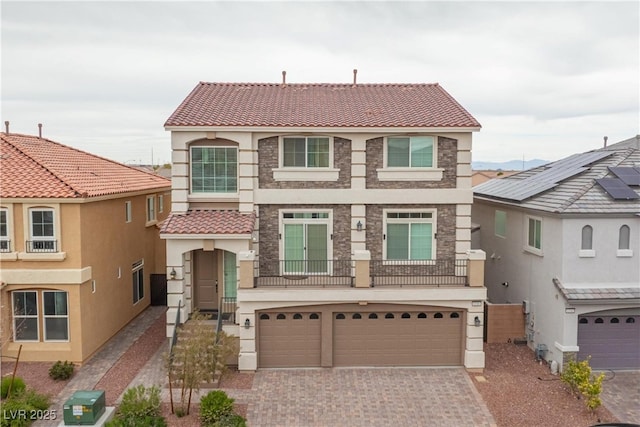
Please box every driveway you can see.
[225,368,496,427]
[599,370,640,423]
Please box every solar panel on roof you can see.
[609,167,640,186]
[596,178,640,200]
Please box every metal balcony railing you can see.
[26,240,57,253]
[0,240,11,253]
[370,259,468,287]
[254,259,353,287]
[219,297,237,325]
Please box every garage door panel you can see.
[258,312,321,368]
[578,315,640,370]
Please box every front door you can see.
[194,249,218,311]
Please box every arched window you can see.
[335,313,345,320]
[310,313,319,320]
[368,313,378,319]
[417,313,427,319]
[626,318,635,324]
[352,313,362,319]
[385,313,394,319]
[259,314,270,320]
[579,318,588,324]
[595,318,604,324]
[581,225,593,250]
[434,312,443,318]
[610,318,619,324]
[401,313,411,319]
[276,314,286,320]
[619,225,631,250]
[450,313,460,318]
[293,313,303,320]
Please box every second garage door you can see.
[578,314,640,369]
[334,309,463,366]
[258,311,321,368]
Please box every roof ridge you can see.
[1,134,83,197]
[198,82,441,87]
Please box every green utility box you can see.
[62,390,106,425]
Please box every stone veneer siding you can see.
[257,205,351,272]
[258,136,352,189]
[366,204,457,261]
[365,136,458,189]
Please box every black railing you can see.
[0,240,11,253]
[254,259,353,287]
[220,297,237,325]
[170,300,182,352]
[370,259,468,287]
[26,240,57,253]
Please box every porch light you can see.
[474,316,481,327]
[244,318,251,329]
[170,268,177,280]
[356,221,363,232]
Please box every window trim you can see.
[617,224,633,257]
[42,290,70,342]
[28,207,57,252]
[377,135,443,181]
[494,210,506,238]
[132,259,144,304]
[279,136,334,169]
[0,207,12,254]
[382,208,437,263]
[189,145,239,195]
[146,195,156,225]
[125,201,132,223]
[12,290,40,342]
[524,215,543,256]
[579,225,595,258]
[158,194,164,214]
[274,136,339,181]
[278,209,333,274]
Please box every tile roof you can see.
[160,210,256,235]
[1,133,170,199]
[553,278,640,302]
[165,82,481,128]
[474,136,640,214]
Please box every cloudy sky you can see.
[2,1,638,166]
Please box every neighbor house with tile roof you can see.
[0,132,171,362]
[162,78,488,371]
[473,136,640,370]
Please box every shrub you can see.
[199,390,235,426]
[105,416,167,427]
[116,385,162,420]
[0,389,50,427]
[561,356,605,411]
[217,413,248,427]
[49,361,74,381]
[1,376,26,399]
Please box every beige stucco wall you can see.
[0,188,170,362]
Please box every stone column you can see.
[238,250,255,289]
[353,250,371,288]
[466,249,486,287]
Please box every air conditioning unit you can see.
[522,300,530,314]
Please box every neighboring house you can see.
[473,136,640,370]
[0,132,171,362]
[472,170,518,186]
[161,80,488,371]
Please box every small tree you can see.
[561,356,605,411]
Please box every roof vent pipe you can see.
[603,136,608,147]
[281,70,286,87]
[38,123,43,138]
[4,121,8,133]
[353,69,358,86]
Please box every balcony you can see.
[0,240,11,253]
[26,240,58,253]
[251,257,472,288]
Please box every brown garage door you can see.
[258,311,321,368]
[334,310,463,366]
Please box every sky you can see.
[1,1,639,166]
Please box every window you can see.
[386,136,434,167]
[125,201,132,223]
[158,195,164,214]
[282,137,330,168]
[223,251,237,299]
[384,211,436,261]
[281,210,331,274]
[0,208,9,252]
[191,146,237,193]
[132,260,144,304]
[146,196,156,222]
[581,225,593,250]
[495,210,506,238]
[12,291,38,341]
[619,225,630,250]
[12,290,69,342]
[43,291,69,340]
[28,209,56,252]
[526,216,542,253]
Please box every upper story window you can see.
[146,195,156,223]
[0,208,10,252]
[282,137,330,168]
[384,210,436,261]
[125,201,132,223]
[494,210,506,238]
[525,216,542,255]
[28,208,56,252]
[280,210,332,274]
[581,225,593,250]
[191,146,237,193]
[158,195,164,214]
[617,224,633,257]
[386,136,435,168]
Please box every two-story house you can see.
[0,132,171,362]
[161,78,488,371]
[473,136,640,370]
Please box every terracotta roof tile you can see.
[1,133,170,199]
[165,82,481,128]
[160,210,256,235]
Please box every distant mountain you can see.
[472,159,549,171]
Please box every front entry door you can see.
[194,250,218,311]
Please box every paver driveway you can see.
[226,367,496,427]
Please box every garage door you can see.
[334,310,463,366]
[578,315,640,369]
[258,311,321,368]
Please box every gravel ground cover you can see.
[0,361,70,400]
[471,343,619,427]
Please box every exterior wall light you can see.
[474,316,481,327]
[244,318,251,329]
[356,221,363,232]
[170,268,177,280]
